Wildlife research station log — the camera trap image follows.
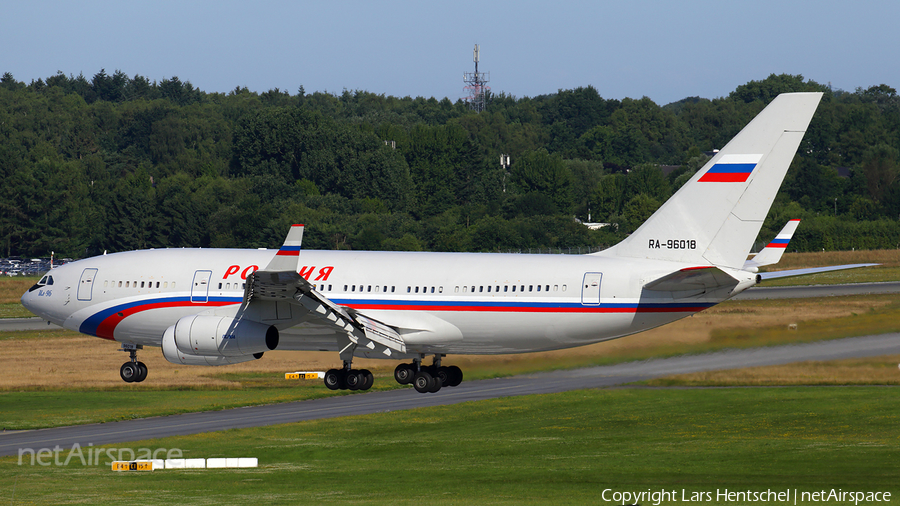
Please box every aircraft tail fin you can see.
[599,92,822,270]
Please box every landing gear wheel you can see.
[324,369,344,390]
[428,373,443,393]
[345,369,362,390]
[394,363,415,385]
[118,344,144,383]
[120,362,138,383]
[413,371,434,393]
[134,361,148,383]
[435,366,450,387]
[446,365,463,387]
[360,369,374,391]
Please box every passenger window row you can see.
[314,283,566,295]
[104,280,172,289]
[341,285,394,293]
[454,284,564,293]
[217,282,247,290]
[99,278,565,296]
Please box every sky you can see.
[3,0,899,106]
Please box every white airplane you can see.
[23,92,861,393]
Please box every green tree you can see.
[509,149,574,213]
[860,143,900,203]
[621,194,661,233]
[627,164,671,203]
[729,74,829,104]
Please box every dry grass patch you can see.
[0,331,394,390]
[643,355,900,386]
[0,276,37,304]
[708,295,900,346]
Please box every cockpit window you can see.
[30,275,55,292]
[30,276,49,292]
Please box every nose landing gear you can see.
[119,343,148,383]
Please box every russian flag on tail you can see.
[742,219,800,271]
[699,154,763,183]
[765,219,800,248]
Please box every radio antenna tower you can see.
[463,44,490,112]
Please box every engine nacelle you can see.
[161,315,278,366]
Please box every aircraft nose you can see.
[21,288,40,315]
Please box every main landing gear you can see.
[322,355,464,394]
[393,355,463,394]
[119,343,148,383]
[324,362,374,391]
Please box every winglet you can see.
[744,219,800,271]
[264,224,305,272]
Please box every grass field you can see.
[2,387,898,505]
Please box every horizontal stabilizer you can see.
[644,266,739,292]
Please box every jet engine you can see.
[161,315,279,366]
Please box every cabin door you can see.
[191,270,212,303]
[581,272,602,305]
[77,268,98,301]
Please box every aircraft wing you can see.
[242,225,407,357]
[757,263,880,280]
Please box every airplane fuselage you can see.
[22,248,736,358]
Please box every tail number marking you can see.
[649,239,696,250]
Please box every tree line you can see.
[1,70,899,258]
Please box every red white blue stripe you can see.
[276,245,302,257]
[275,224,305,257]
[79,296,714,340]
